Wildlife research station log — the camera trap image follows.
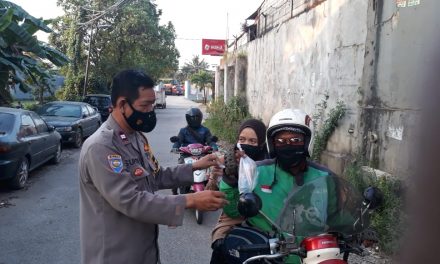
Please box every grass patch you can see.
[344,158,406,254]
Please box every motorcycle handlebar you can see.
[238,244,270,252]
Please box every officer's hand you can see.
[192,153,221,170]
[185,190,228,211]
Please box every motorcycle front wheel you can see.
[179,186,191,194]
[195,209,203,224]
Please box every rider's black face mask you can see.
[275,145,307,171]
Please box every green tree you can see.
[51,0,180,99]
[190,70,214,104]
[0,1,69,106]
[181,55,209,80]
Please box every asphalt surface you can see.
[0,96,221,264]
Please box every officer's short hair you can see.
[110,69,155,106]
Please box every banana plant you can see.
[0,0,69,106]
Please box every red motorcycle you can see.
[222,175,383,263]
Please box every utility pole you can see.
[83,24,94,98]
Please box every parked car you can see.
[164,84,173,95]
[37,101,101,148]
[83,94,112,121]
[154,85,167,109]
[174,85,184,96]
[0,107,62,189]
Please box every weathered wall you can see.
[359,0,438,179]
[217,0,436,178]
[234,57,247,98]
[215,69,224,100]
[246,0,369,175]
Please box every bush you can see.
[23,101,40,112]
[204,96,251,144]
[344,159,405,254]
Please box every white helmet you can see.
[266,109,314,158]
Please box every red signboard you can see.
[202,39,226,56]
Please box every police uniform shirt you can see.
[79,114,193,264]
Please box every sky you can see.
[10,0,262,68]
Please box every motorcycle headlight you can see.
[190,148,202,156]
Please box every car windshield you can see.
[38,104,82,118]
[84,97,110,108]
[0,113,15,135]
[276,175,368,237]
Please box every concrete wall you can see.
[215,69,224,100]
[359,0,438,179]
[246,0,369,174]
[234,56,247,98]
[216,0,437,178]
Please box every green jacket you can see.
[220,159,332,263]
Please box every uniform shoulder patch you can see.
[108,154,123,173]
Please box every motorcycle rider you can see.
[208,118,268,263]
[219,108,334,264]
[172,107,218,153]
[171,107,218,194]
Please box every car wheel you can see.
[50,142,62,164]
[9,158,29,189]
[73,129,83,148]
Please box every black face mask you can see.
[275,145,307,171]
[124,103,157,133]
[240,144,262,161]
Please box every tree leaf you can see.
[40,43,70,66]
[6,23,45,58]
[0,57,26,81]
[0,8,13,32]
[0,36,7,48]
[0,1,52,32]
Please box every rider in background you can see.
[172,107,218,153]
[171,107,218,195]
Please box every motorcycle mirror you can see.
[170,136,179,143]
[211,136,219,142]
[363,186,383,210]
[237,192,262,218]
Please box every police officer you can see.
[79,69,227,264]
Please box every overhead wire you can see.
[78,0,133,27]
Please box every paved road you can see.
[0,96,220,264]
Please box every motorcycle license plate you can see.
[184,157,197,164]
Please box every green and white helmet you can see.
[266,109,314,158]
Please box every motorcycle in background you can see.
[222,175,383,263]
[169,136,218,224]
